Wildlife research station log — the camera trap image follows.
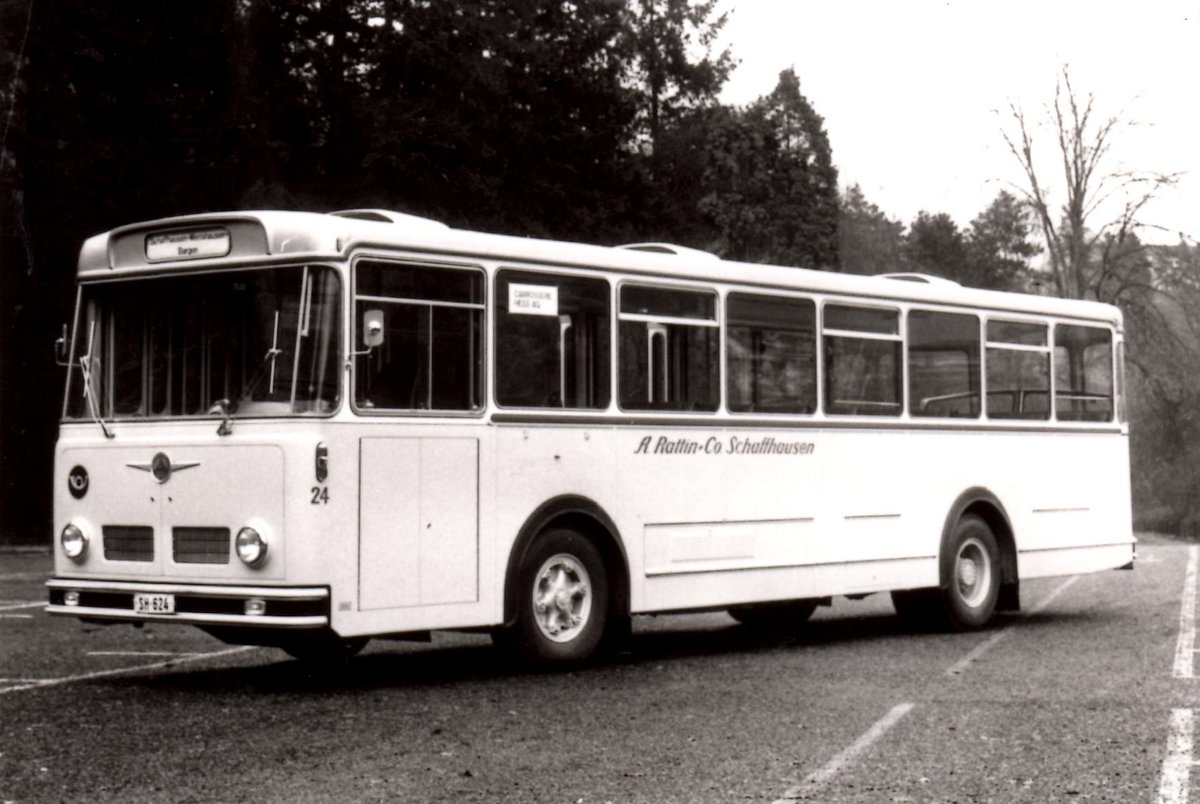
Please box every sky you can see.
[715,0,1199,244]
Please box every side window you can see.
[823,304,901,416]
[726,293,816,414]
[354,260,484,412]
[1054,324,1113,422]
[908,310,981,418]
[495,270,610,409]
[985,320,1049,420]
[619,284,719,411]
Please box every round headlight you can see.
[236,526,268,567]
[61,523,88,561]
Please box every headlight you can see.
[61,523,88,561]
[236,526,268,567]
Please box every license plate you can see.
[133,593,175,615]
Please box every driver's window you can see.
[354,260,485,412]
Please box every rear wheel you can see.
[892,514,1000,631]
[940,514,1000,630]
[728,599,819,629]
[494,528,609,668]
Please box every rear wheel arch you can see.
[943,488,1019,611]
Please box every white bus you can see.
[47,209,1134,666]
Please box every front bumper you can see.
[46,578,329,629]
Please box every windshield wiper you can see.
[211,310,284,436]
[237,311,284,404]
[78,351,113,439]
[76,317,113,438]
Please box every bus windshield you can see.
[64,265,341,422]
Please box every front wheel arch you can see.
[501,496,629,652]
[495,527,609,667]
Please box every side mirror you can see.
[54,323,71,367]
[363,309,384,348]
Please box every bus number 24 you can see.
[311,486,330,505]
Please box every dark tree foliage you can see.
[838,184,905,275]
[700,68,838,267]
[904,211,968,280]
[233,0,643,237]
[841,188,1036,289]
[964,191,1039,291]
[633,104,725,247]
[622,0,732,248]
[624,0,733,155]
[2,1,241,543]
[0,0,737,541]
[1115,241,1200,534]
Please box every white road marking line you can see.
[944,630,1009,677]
[0,601,42,612]
[0,614,33,619]
[944,575,1079,677]
[86,651,203,658]
[774,576,1084,801]
[773,702,915,803]
[0,646,257,696]
[0,572,49,581]
[1174,546,1199,680]
[1158,708,1195,804]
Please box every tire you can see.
[892,515,1001,631]
[728,599,819,629]
[495,528,609,668]
[937,514,1000,630]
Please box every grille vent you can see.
[102,526,154,562]
[173,527,231,564]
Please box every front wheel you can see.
[494,529,609,668]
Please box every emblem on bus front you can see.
[126,452,200,484]
[68,465,89,499]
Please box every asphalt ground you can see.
[0,535,1194,803]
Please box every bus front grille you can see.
[102,526,154,562]
[172,527,231,564]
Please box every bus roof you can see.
[78,209,1122,325]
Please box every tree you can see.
[838,184,905,276]
[1002,67,1200,534]
[700,68,838,267]
[963,191,1039,291]
[624,0,733,159]
[0,0,745,543]
[904,211,967,280]
[1120,242,1200,534]
[1000,67,1178,301]
[1,1,242,543]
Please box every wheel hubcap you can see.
[955,537,992,608]
[533,554,591,643]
